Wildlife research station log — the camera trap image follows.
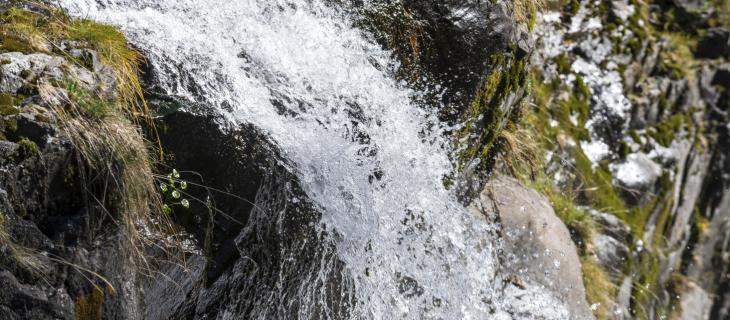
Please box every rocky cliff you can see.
[516,0,730,319]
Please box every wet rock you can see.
[146,107,351,319]
[590,211,631,243]
[678,281,712,320]
[614,277,633,319]
[477,175,594,320]
[356,0,532,122]
[0,141,20,165]
[589,212,631,279]
[0,271,73,320]
[695,27,730,59]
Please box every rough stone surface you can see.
[0,23,142,320]
[142,107,351,319]
[678,281,712,320]
[477,175,594,320]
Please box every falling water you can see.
[58,0,568,318]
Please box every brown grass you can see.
[39,80,180,271]
[513,0,545,29]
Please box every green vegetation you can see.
[657,33,696,80]
[457,52,529,174]
[17,137,39,155]
[513,0,543,30]
[0,3,150,120]
[506,0,717,317]
[581,257,617,318]
[711,0,730,27]
[0,2,180,283]
[64,81,112,118]
[158,168,190,215]
[647,113,690,147]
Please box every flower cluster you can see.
[159,169,190,215]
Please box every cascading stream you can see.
[58,0,568,318]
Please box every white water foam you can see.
[58,0,568,318]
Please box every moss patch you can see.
[582,257,617,319]
[457,52,529,174]
[0,4,149,120]
[17,137,38,155]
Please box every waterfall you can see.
[58,0,568,318]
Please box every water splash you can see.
[58,0,568,318]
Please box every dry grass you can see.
[39,80,181,271]
[494,123,540,180]
[0,213,50,273]
[513,0,544,29]
[0,2,154,124]
[0,2,181,276]
[581,256,618,319]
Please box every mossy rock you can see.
[17,136,38,155]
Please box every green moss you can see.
[457,52,529,174]
[628,130,641,144]
[711,0,730,28]
[657,32,696,80]
[573,148,627,215]
[554,53,571,74]
[0,93,24,116]
[5,118,17,134]
[582,257,617,319]
[0,105,19,116]
[528,6,537,32]
[647,113,688,147]
[0,7,50,53]
[65,81,112,118]
[17,137,39,155]
[630,248,664,319]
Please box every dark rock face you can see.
[144,106,352,319]
[696,27,730,59]
[353,0,531,123]
[0,45,146,319]
[398,0,528,93]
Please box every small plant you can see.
[64,81,111,118]
[17,137,39,155]
[159,169,190,215]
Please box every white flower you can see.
[160,183,168,192]
[180,181,187,190]
[172,190,181,199]
[172,169,180,178]
[181,199,190,208]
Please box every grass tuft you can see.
[0,3,181,282]
[513,0,544,30]
[0,2,153,126]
